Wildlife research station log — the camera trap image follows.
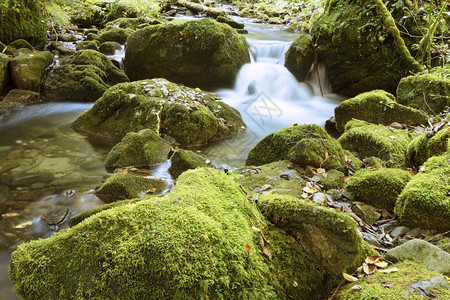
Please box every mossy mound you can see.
[124,18,250,90]
[407,125,450,167]
[99,26,134,45]
[105,129,170,169]
[339,261,450,300]
[71,4,103,27]
[9,51,53,92]
[395,153,450,231]
[103,0,160,23]
[95,173,167,203]
[246,124,331,166]
[168,149,212,179]
[397,71,450,115]
[0,0,47,44]
[346,168,412,210]
[310,0,422,96]
[258,194,378,290]
[334,90,428,132]
[8,39,33,50]
[9,168,325,299]
[106,17,158,30]
[233,160,306,199]
[99,42,122,55]
[338,120,412,168]
[287,137,346,170]
[76,40,100,51]
[72,78,244,147]
[284,34,315,82]
[43,50,129,102]
[319,169,346,190]
[0,53,10,95]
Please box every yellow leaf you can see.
[343,273,359,282]
[374,261,388,268]
[302,186,318,194]
[363,263,370,275]
[378,267,398,274]
[316,168,326,175]
[365,256,381,264]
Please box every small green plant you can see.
[378,97,396,111]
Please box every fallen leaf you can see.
[324,151,329,159]
[378,267,398,273]
[121,169,128,174]
[350,285,363,290]
[365,256,381,264]
[245,243,252,256]
[363,263,370,275]
[302,186,318,194]
[316,168,326,175]
[343,273,359,282]
[405,168,415,176]
[374,261,388,268]
[254,227,272,259]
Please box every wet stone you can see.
[352,204,381,225]
[312,192,327,205]
[390,226,411,238]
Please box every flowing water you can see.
[0,21,342,298]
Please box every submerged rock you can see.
[9,51,53,92]
[168,149,212,179]
[284,34,315,82]
[310,0,422,96]
[72,78,244,147]
[334,90,428,132]
[0,89,41,117]
[124,18,250,90]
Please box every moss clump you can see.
[103,0,160,23]
[319,169,345,190]
[9,51,53,92]
[0,53,10,95]
[76,40,100,51]
[72,79,244,147]
[258,194,378,291]
[99,26,134,44]
[362,156,386,169]
[168,149,212,179]
[105,129,170,169]
[284,34,315,81]
[346,168,412,210]
[395,152,450,231]
[99,41,122,55]
[95,173,167,203]
[124,18,250,90]
[8,39,33,50]
[310,0,422,96]
[9,168,324,299]
[334,90,428,132]
[106,17,155,30]
[338,120,412,168]
[339,261,450,300]
[246,124,331,166]
[407,125,450,167]
[71,4,103,27]
[287,137,346,170]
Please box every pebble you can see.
[390,226,411,238]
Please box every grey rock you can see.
[390,226,411,238]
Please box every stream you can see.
[0,21,342,298]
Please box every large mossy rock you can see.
[310,0,422,96]
[346,168,412,210]
[43,50,129,102]
[334,90,428,132]
[72,78,244,147]
[338,120,412,168]
[258,194,377,290]
[0,53,10,95]
[245,124,332,166]
[407,125,450,167]
[395,153,450,232]
[99,26,134,44]
[9,168,327,299]
[397,69,450,115]
[9,51,53,92]
[168,149,212,179]
[284,34,315,81]
[105,129,170,169]
[0,0,47,44]
[124,18,250,90]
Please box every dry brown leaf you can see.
[365,256,381,264]
[245,243,252,256]
[302,186,318,194]
[405,168,415,177]
[324,151,329,159]
[363,264,370,275]
[316,168,326,175]
[343,273,359,282]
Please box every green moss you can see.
[8,39,33,50]
[0,53,10,95]
[436,238,450,253]
[99,41,122,55]
[284,34,315,81]
[9,51,54,92]
[76,40,100,51]
[407,125,450,166]
[320,169,345,190]
[346,168,412,210]
[106,17,152,30]
[334,90,428,132]
[339,261,450,300]
[246,124,331,166]
[71,3,103,27]
[338,120,412,168]
[362,156,386,169]
[104,0,160,23]
[395,152,450,231]
[99,27,133,44]
[168,149,212,179]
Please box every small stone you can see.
[312,192,327,205]
[351,204,381,225]
[390,226,411,238]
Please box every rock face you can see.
[334,90,428,132]
[310,0,422,96]
[9,51,53,92]
[168,149,212,179]
[0,53,10,95]
[43,50,129,102]
[346,168,412,210]
[105,129,170,169]
[284,34,315,82]
[72,79,244,147]
[396,153,450,231]
[124,18,250,90]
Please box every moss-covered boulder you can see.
[0,0,47,44]
[106,17,156,30]
[124,18,250,90]
[246,124,331,166]
[334,90,428,132]
[339,261,450,299]
[95,173,167,203]
[397,70,450,115]
[99,41,122,55]
[105,129,170,169]
[0,89,41,117]
[43,50,129,101]
[99,26,133,45]
[284,34,315,82]
[168,149,212,179]
[9,51,53,92]
[71,4,103,27]
[8,39,33,50]
[9,168,327,299]
[310,0,422,96]
[72,79,244,147]
[75,40,100,51]
[0,53,10,95]
[338,120,412,167]
[258,194,377,290]
[346,168,412,210]
[407,125,450,167]
[395,153,450,231]
[103,0,160,23]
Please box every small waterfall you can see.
[247,39,291,65]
